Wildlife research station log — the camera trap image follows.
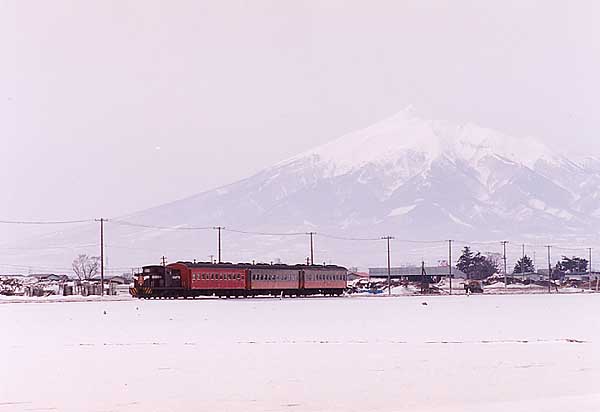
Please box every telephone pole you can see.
[95,218,106,296]
[213,226,224,263]
[589,248,593,291]
[448,240,453,295]
[546,245,552,294]
[521,244,525,280]
[306,232,316,265]
[161,256,167,286]
[501,241,508,289]
[382,236,394,296]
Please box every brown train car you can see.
[130,262,347,299]
[303,266,348,295]
[249,265,301,292]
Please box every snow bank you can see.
[1,294,599,412]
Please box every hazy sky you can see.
[3,1,599,221]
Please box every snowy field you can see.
[1,294,600,412]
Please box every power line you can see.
[108,220,213,231]
[223,228,305,236]
[0,219,93,225]
[0,243,98,251]
[317,233,381,241]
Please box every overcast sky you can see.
[3,1,599,221]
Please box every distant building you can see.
[535,269,600,282]
[90,275,130,285]
[31,274,69,282]
[347,271,369,282]
[369,266,466,282]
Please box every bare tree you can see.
[72,254,100,281]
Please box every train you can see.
[130,261,348,299]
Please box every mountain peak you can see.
[285,108,558,177]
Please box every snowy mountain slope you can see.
[5,108,600,269]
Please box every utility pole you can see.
[213,226,224,263]
[95,218,106,296]
[589,248,593,291]
[306,232,316,265]
[522,244,525,280]
[546,245,552,294]
[209,255,214,264]
[161,256,167,287]
[421,260,427,294]
[448,240,453,295]
[501,241,508,289]
[382,236,394,296]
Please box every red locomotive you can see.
[130,261,348,298]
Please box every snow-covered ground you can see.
[1,294,599,411]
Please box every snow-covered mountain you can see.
[138,108,599,235]
[6,108,600,270]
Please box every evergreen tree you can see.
[456,246,499,280]
[472,252,499,280]
[513,255,535,274]
[555,256,588,274]
[456,246,476,279]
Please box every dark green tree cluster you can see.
[456,246,499,280]
[513,255,535,274]
[555,256,588,275]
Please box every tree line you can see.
[456,246,590,280]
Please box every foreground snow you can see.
[1,294,599,411]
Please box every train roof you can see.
[169,261,347,271]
